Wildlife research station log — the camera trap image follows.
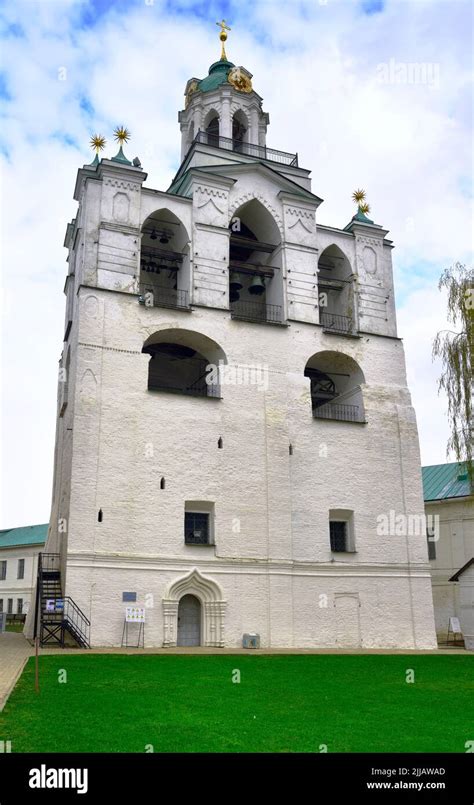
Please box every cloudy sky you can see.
[0,0,472,528]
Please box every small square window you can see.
[185,512,210,545]
[330,521,347,552]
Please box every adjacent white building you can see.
[423,462,474,648]
[0,524,47,620]
[26,33,437,650]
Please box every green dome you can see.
[198,59,235,93]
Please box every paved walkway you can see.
[0,632,32,711]
[39,645,468,656]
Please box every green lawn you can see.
[1,654,472,752]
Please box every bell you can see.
[229,272,243,292]
[229,289,240,303]
[248,274,265,295]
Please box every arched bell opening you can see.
[229,199,282,324]
[142,328,226,399]
[318,245,356,334]
[204,109,220,147]
[232,110,248,153]
[304,350,366,423]
[140,209,190,310]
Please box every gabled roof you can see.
[449,558,474,582]
[0,523,48,549]
[175,161,322,205]
[422,462,472,501]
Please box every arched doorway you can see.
[162,568,226,647]
[177,594,201,646]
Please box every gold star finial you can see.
[216,19,231,60]
[113,125,131,144]
[359,202,371,215]
[89,134,106,155]
[352,189,366,205]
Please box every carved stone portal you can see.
[162,568,227,647]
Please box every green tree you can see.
[432,262,473,479]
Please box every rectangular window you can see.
[426,528,436,560]
[0,561,6,580]
[7,599,13,614]
[185,512,210,545]
[17,599,23,615]
[0,600,3,613]
[17,559,25,580]
[330,521,348,552]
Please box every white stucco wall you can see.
[38,135,438,650]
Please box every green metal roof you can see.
[110,145,132,166]
[0,523,48,548]
[422,462,472,501]
[198,59,235,93]
[343,210,375,230]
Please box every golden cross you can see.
[216,19,231,35]
[216,19,231,60]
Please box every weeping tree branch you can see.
[432,262,474,483]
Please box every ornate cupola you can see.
[178,20,270,161]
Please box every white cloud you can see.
[0,0,471,525]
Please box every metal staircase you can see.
[34,553,90,648]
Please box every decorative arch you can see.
[141,207,189,249]
[228,192,284,238]
[162,568,227,647]
[319,242,352,269]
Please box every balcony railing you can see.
[139,286,190,310]
[313,402,364,423]
[194,131,298,167]
[230,299,283,324]
[320,312,354,334]
[148,381,220,398]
